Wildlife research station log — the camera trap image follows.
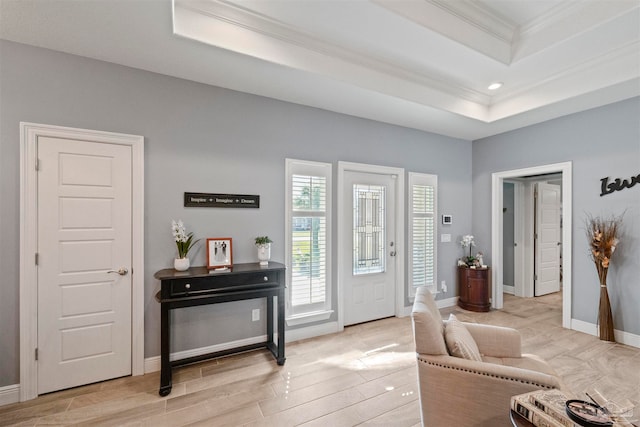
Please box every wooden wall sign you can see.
[600,173,639,197]
[184,192,260,208]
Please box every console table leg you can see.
[159,302,172,396]
[267,295,274,344]
[277,289,286,365]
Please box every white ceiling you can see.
[1,0,639,140]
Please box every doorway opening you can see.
[503,175,563,298]
[491,162,572,329]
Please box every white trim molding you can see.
[285,321,340,343]
[491,161,572,329]
[19,122,145,401]
[144,335,270,373]
[571,319,640,349]
[286,310,333,327]
[0,384,20,407]
[144,322,342,374]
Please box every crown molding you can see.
[174,0,640,124]
[174,0,491,119]
[431,0,516,42]
[373,0,514,64]
[512,0,640,62]
[489,41,640,121]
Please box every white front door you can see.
[37,136,133,394]
[342,171,396,326]
[534,183,561,297]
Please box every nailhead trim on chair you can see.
[417,357,556,389]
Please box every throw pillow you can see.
[444,314,482,362]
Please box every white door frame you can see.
[19,122,145,401]
[491,161,572,329]
[337,162,405,331]
[502,180,526,297]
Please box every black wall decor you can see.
[184,192,260,208]
[600,173,640,197]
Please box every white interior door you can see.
[37,136,132,394]
[534,183,561,297]
[342,171,396,326]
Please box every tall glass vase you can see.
[598,283,615,342]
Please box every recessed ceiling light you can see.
[488,82,503,90]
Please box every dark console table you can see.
[154,262,286,396]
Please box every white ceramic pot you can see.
[257,243,271,266]
[174,257,190,271]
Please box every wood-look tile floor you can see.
[2,293,639,426]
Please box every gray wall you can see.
[0,40,473,387]
[473,97,640,334]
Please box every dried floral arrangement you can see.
[585,212,624,342]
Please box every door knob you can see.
[107,267,129,276]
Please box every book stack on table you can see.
[511,390,635,427]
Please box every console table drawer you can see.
[169,271,279,297]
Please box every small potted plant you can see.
[460,234,477,267]
[172,219,199,271]
[255,236,273,266]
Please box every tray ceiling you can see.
[1,0,639,140]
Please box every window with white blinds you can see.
[285,159,332,321]
[409,173,437,297]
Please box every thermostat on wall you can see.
[442,214,452,225]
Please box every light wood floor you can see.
[2,293,638,426]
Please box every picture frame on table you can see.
[206,238,233,269]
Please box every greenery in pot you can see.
[460,234,477,266]
[255,236,273,246]
[171,219,199,259]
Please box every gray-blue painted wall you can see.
[0,40,471,387]
[2,39,638,390]
[473,97,640,335]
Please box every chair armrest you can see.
[418,353,564,392]
[415,354,564,426]
[463,322,522,358]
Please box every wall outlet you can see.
[441,281,447,293]
[252,309,260,321]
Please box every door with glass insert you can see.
[343,171,396,326]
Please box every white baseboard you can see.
[399,305,412,317]
[144,335,268,373]
[503,285,515,295]
[436,296,458,309]
[571,319,640,348]
[402,296,457,316]
[285,321,340,342]
[0,384,20,406]
[144,323,342,374]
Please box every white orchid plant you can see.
[171,219,199,259]
[460,234,478,266]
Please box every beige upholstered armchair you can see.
[411,286,565,426]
